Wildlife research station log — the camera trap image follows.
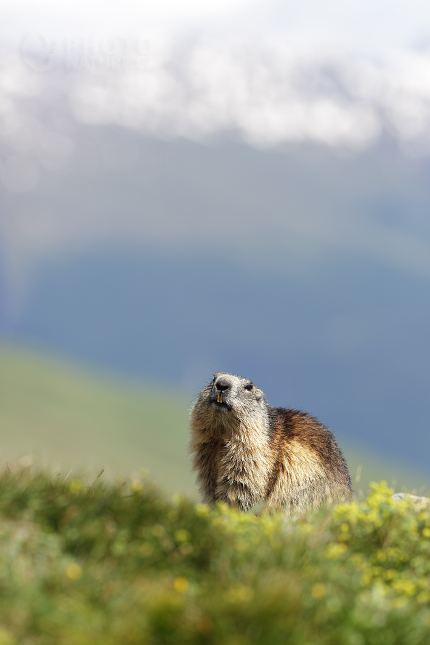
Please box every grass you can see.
[0,341,428,496]
[0,342,195,494]
[0,469,429,644]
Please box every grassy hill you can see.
[0,342,428,496]
[0,343,195,494]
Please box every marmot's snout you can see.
[210,374,234,410]
[215,375,233,392]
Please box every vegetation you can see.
[0,343,195,494]
[0,469,429,644]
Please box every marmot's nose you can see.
[215,376,232,392]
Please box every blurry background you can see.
[1,0,430,496]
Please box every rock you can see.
[392,493,430,506]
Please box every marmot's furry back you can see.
[190,372,352,513]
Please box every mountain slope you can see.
[0,343,195,494]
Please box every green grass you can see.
[0,343,195,494]
[0,341,428,496]
[0,470,429,644]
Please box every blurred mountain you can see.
[3,234,430,477]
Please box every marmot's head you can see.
[191,372,268,436]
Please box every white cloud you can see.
[3,31,430,293]
[2,0,430,53]
[2,36,430,163]
[60,39,429,153]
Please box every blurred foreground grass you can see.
[0,470,429,644]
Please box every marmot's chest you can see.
[214,431,273,480]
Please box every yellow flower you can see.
[69,479,84,494]
[325,543,347,559]
[384,569,396,581]
[131,479,143,492]
[392,579,416,597]
[311,583,326,599]
[65,563,82,580]
[175,529,190,543]
[174,577,189,593]
[195,504,210,517]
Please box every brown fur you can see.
[190,372,352,514]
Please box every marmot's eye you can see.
[244,383,253,391]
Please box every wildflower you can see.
[384,569,396,581]
[65,563,82,580]
[195,504,210,517]
[311,583,326,599]
[69,479,84,494]
[392,579,416,597]
[174,577,189,593]
[131,478,143,492]
[325,542,347,559]
[175,529,190,543]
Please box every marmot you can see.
[190,372,352,513]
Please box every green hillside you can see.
[0,343,195,494]
[0,342,428,496]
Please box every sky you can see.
[2,0,430,294]
[2,0,430,50]
[2,1,430,269]
[1,0,429,157]
[2,0,430,302]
